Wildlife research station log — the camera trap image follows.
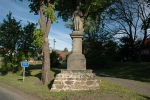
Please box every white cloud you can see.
[13,14,37,24]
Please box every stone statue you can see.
[71,6,83,31]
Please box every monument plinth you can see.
[50,6,99,92]
[67,31,86,70]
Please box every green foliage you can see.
[18,21,37,59]
[55,0,120,21]
[44,4,56,23]
[33,29,45,49]
[0,12,38,73]
[0,12,22,51]
[50,51,60,68]
[85,39,119,69]
[63,48,68,52]
[1,52,26,73]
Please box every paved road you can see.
[96,73,150,97]
[0,86,27,100]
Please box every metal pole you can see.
[23,67,25,82]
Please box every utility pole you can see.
[53,39,56,51]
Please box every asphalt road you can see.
[0,85,27,100]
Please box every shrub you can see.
[1,52,26,73]
[50,51,60,68]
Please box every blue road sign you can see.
[21,61,29,67]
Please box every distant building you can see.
[135,38,150,61]
[57,51,69,62]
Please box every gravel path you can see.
[96,73,150,97]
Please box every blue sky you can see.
[0,0,72,51]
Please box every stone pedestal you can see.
[50,31,99,91]
[67,31,86,70]
[50,70,99,91]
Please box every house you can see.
[57,51,69,62]
[140,38,150,61]
[135,38,150,61]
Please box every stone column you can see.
[67,31,86,70]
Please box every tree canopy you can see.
[0,12,37,73]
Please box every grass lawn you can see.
[0,62,150,100]
[97,62,150,83]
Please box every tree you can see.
[119,36,133,61]
[55,0,120,30]
[111,0,150,61]
[0,12,37,73]
[0,11,22,58]
[18,21,37,60]
[25,0,57,84]
[63,48,68,52]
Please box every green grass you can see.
[96,62,150,83]
[0,62,150,100]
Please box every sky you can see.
[0,0,72,52]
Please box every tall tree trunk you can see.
[40,0,51,84]
[41,39,50,84]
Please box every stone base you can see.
[67,54,86,70]
[50,70,99,92]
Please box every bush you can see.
[1,52,26,73]
[50,51,60,68]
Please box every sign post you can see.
[21,61,29,82]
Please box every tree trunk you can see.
[40,0,51,84]
[41,39,50,84]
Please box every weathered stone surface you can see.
[67,30,86,70]
[55,85,63,89]
[67,54,86,70]
[61,69,92,73]
[74,81,81,85]
[65,81,74,85]
[55,77,66,81]
[70,31,84,39]
[50,70,99,91]
[86,81,95,85]
[67,78,75,80]
[53,81,62,84]
[87,77,96,80]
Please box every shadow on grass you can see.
[34,72,42,80]
[28,63,42,70]
[95,62,150,83]
[18,79,23,82]
[0,71,8,76]
[139,94,150,99]
[48,79,54,90]
[51,68,61,77]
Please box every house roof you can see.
[135,38,150,49]
[143,38,150,48]
[58,51,68,58]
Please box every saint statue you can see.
[71,6,83,31]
